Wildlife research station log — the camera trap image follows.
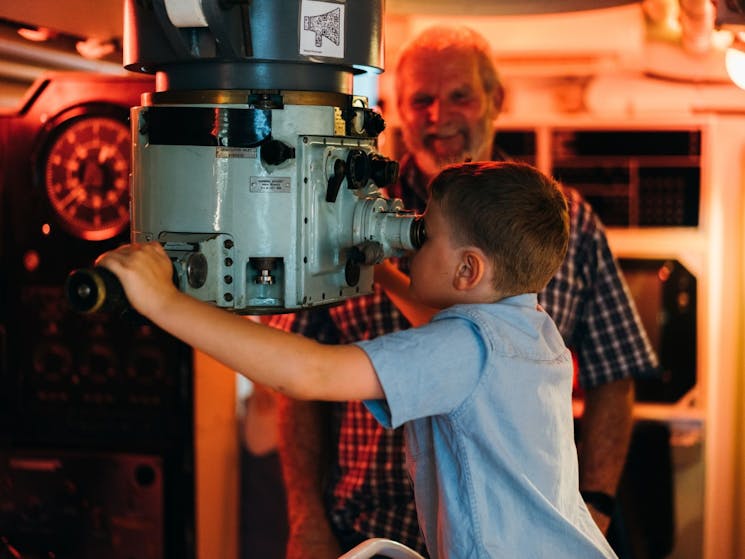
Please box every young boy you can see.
[98,161,617,558]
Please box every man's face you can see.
[397,48,498,180]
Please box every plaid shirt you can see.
[271,154,659,555]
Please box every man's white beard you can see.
[436,151,472,167]
[406,118,493,179]
[413,149,468,181]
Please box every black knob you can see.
[363,110,386,137]
[344,246,365,287]
[369,154,400,187]
[346,149,371,189]
[261,138,296,166]
[65,266,129,314]
[326,158,346,203]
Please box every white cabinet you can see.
[497,117,745,559]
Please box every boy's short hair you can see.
[429,161,569,296]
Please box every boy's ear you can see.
[453,249,486,291]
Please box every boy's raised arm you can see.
[98,242,383,402]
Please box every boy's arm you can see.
[98,242,383,401]
[374,261,438,327]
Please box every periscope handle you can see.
[65,266,129,314]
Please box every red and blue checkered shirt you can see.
[270,154,658,555]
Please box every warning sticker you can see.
[250,177,291,193]
[300,0,345,59]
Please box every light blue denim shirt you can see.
[359,294,617,559]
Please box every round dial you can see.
[44,115,131,241]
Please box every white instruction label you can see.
[250,176,291,193]
[300,0,345,59]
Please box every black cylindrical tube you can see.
[65,267,129,314]
[410,217,427,250]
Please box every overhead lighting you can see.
[17,27,55,42]
[725,32,745,89]
[716,0,745,89]
[75,38,117,60]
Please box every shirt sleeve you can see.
[357,316,485,429]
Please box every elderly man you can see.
[272,24,658,558]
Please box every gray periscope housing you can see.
[82,0,426,315]
[123,0,384,93]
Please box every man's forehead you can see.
[399,52,481,90]
[402,47,478,70]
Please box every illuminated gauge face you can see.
[44,116,131,241]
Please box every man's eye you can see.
[411,96,432,110]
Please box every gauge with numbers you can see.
[43,114,132,241]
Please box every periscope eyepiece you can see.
[411,217,426,250]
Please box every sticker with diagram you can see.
[299,0,345,59]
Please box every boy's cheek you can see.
[408,253,422,279]
[408,266,424,296]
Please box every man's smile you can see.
[427,132,467,157]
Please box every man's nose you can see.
[427,99,443,122]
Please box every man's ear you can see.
[453,250,486,291]
[492,82,505,116]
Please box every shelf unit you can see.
[498,115,745,559]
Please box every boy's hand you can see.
[96,242,179,319]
